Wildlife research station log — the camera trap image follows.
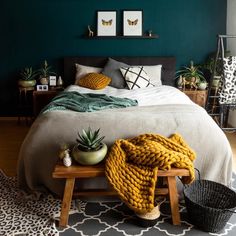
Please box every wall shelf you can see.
[83,34,159,39]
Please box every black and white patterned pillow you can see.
[120,66,154,90]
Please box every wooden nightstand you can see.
[18,86,35,124]
[182,89,208,107]
[33,89,63,116]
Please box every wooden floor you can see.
[0,118,236,176]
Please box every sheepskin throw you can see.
[105,133,196,214]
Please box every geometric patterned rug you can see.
[0,170,235,236]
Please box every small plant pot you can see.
[198,82,207,90]
[40,77,49,85]
[72,143,107,165]
[18,79,36,88]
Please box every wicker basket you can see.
[184,179,236,233]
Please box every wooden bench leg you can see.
[167,176,181,225]
[59,178,75,227]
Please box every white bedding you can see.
[18,85,233,197]
[66,85,194,106]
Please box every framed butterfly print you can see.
[123,10,143,36]
[97,10,117,36]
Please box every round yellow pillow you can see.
[78,73,111,90]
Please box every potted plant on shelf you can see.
[38,60,56,85]
[200,51,230,89]
[18,67,38,88]
[72,127,107,165]
[176,61,207,90]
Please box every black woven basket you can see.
[184,179,236,233]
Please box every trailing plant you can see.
[20,67,38,81]
[38,60,56,78]
[76,127,105,152]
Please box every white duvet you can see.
[18,84,233,196]
[66,85,194,106]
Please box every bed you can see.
[17,56,233,197]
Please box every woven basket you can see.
[184,179,236,233]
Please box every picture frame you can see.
[123,10,143,36]
[49,76,57,86]
[97,10,117,36]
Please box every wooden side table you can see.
[182,89,208,107]
[18,86,35,124]
[33,89,63,116]
[52,163,190,227]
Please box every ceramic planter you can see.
[212,76,221,88]
[18,79,36,88]
[40,77,49,85]
[198,82,207,90]
[72,143,107,165]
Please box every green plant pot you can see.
[18,79,36,88]
[72,143,108,165]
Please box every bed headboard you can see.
[63,56,176,87]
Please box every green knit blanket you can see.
[41,91,138,114]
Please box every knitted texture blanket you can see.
[105,133,196,214]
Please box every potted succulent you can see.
[176,61,207,90]
[18,67,38,88]
[38,60,56,85]
[72,127,107,165]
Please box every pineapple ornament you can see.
[63,149,72,167]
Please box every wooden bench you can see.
[52,163,190,227]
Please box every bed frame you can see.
[63,56,176,87]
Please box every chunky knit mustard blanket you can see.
[105,133,196,214]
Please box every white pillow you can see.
[138,65,162,87]
[75,64,102,85]
[120,66,154,90]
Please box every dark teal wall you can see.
[1,0,226,116]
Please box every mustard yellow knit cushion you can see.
[78,73,111,90]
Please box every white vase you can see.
[57,76,63,87]
[63,154,72,167]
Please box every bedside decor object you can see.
[36,85,48,91]
[97,10,117,36]
[59,145,72,167]
[18,67,38,88]
[62,150,72,167]
[176,61,206,90]
[123,10,143,36]
[49,76,57,86]
[87,25,94,37]
[38,60,56,85]
[72,127,107,165]
[57,76,64,87]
